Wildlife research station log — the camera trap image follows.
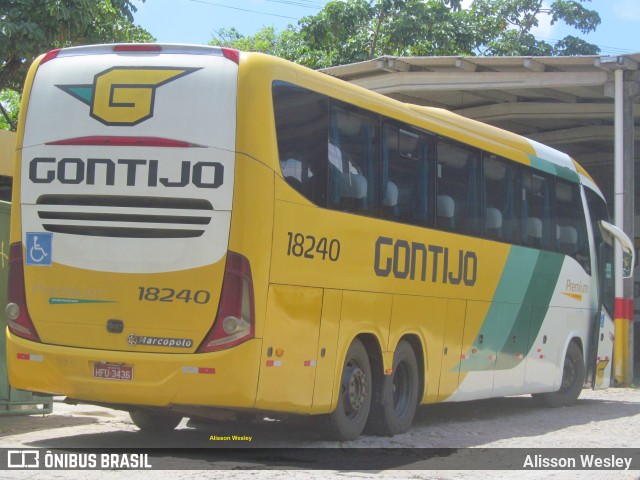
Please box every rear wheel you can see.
[130,410,183,432]
[321,339,372,441]
[367,340,419,436]
[533,341,584,407]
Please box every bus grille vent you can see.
[35,194,213,239]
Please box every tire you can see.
[533,341,585,407]
[367,340,419,436]
[321,339,372,441]
[130,410,183,432]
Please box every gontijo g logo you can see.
[57,67,200,126]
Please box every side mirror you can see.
[599,221,635,278]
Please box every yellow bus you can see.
[5,44,634,440]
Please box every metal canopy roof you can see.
[322,54,640,204]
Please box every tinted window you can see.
[482,154,520,243]
[273,82,328,207]
[327,104,379,215]
[522,171,554,249]
[586,188,611,287]
[436,140,481,235]
[383,123,435,226]
[556,179,590,272]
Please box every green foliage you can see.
[471,0,600,55]
[211,0,602,68]
[0,0,155,94]
[212,26,305,60]
[0,89,20,131]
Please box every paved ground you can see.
[0,387,639,479]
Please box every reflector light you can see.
[17,353,44,362]
[7,243,41,342]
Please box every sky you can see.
[133,0,640,56]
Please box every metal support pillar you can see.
[613,68,627,384]
[598,56,638,385]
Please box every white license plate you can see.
[93,363,133,381]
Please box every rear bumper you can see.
[6,329,261,409]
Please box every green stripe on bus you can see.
[523,250,565,352]
[458,247,564,372]
[529,155,580,183]
[459,246,538,372]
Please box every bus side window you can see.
[522,171,553,249]
[436,140,480,235]
[273,82,329,207]
[329,105,378,215]
[556,179,591,273]
[585,188,609,280]
[482,154,520,243]
[382,123,435,226]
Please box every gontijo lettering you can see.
[374,236,477,286]
[28,157,224,189]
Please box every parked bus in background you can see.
[5,45,634,440]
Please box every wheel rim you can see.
[392,361,411,416]
[560,351,577,392]
[341,360,367,419]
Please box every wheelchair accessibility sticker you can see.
[26,232,53,266]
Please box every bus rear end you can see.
[5,45,261,420]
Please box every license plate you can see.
[93,363,133,381]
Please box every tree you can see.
[212,26,306,61]
[211,0,601,68]
[0,89,19,131]
[0,0,154,130]
[469,0,601,56]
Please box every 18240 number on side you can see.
[286,232,340,261]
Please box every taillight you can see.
[40,48,61,64]
[113,44,162,53]
[197,251,255,352]
[221,47,240,64]
[5,243,41,342]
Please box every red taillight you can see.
[6,243,40,342]
[113,44,162,53]
[40,48,61,64]
[197,252,255,353]
[221,47,240,64]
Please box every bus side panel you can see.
[310,289,342,414]
[524,305,564,393]
[387,294,447,404]
[228,154,275,341]
[448,301,495,402]
[493,303,532,395]
[255,284,323,413]
[436,299,466,401]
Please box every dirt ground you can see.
[1,387,639,480]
